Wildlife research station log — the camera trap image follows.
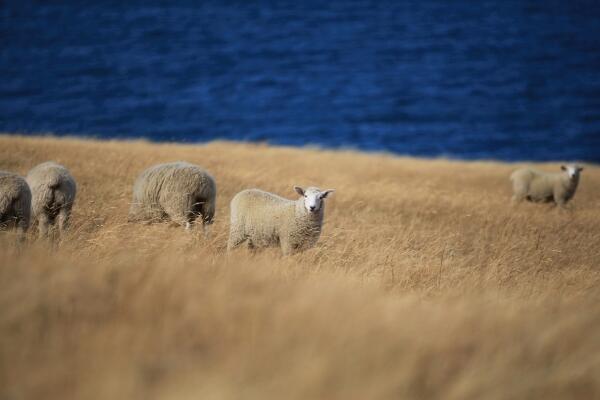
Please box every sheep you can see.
[26,162,77,239]
[0,170,31,239]
[510,164,584,207]
[128,161,216,232]
[227,186,335,255]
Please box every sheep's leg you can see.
[511,188,527,204]
[511,180,529,204]
[16,217,28,244]
[553,198,563,208]
[185,207,198,232]
[280,237,294,256]
[227,230,246,251]
[227,237,246,251]
[552,187,569,210]
[554,200,572,213]
[201,221,211,239]
[163,208,189,230]
[57,207,70,236]
[185,209,204,233]
[37,213,49,239]
[187,195,206,232]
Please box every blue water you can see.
[2,1,600,162]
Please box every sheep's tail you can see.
[34,177,60,212]
[47,175,61,190]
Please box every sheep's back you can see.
[26,162,76,213]
[134,162,215,206]
[231,189,294,242]
[159,164,215,203]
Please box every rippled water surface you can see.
[2,1,600,161]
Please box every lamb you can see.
[510,164,584,207]
[128,162,216,231]
[0,170,31,239]
[227,186,335,255]
[26,162,77,239]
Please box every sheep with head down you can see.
[0,170,31,240]
[510,164,583,207]
[227,186,335,255]
[128,162,216,232]
[26,161,77,239]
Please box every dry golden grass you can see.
[1,134,600,399]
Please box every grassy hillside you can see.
[1,134,599,399]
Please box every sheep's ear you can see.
[320,189,335,199]
[561,165,567,171]
[294,186,305,196]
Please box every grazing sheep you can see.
[228,186,335,255]
[26,162,77,239]
[128,162,216,231]
[510,164,584,207]
[0,170,31,238]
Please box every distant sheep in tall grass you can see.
[128,162,216,232]
[510,164,583,207]
[0,170,31,240]
[26,162,77,239]
[228,186,335,255]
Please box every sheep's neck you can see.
[561,174,579,199]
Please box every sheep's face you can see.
[294,186,335,213]
[561,164,584,180]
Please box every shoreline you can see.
[2,132,596,166]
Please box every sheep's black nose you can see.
[310,206,316,211]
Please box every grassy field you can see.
[1,134,599,399]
